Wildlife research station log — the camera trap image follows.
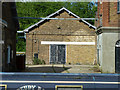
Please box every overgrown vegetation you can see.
[16,33,26,52]
[33,58,46,65]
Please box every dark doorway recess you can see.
[115,40,120,73]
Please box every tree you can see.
[16,2,97,51]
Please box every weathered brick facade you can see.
[95,1,120,27]
[26,8,96,65]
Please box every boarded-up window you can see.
[50,45,65,64]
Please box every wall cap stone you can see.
[96,27,120,34]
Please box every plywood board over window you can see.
[50,45,66,64]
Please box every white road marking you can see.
[1,80,120,84]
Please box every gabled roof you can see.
[24,7,96,33]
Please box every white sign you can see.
[17,85,42,90]
[41,41,95,45]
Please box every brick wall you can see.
[96,2,120,27]
[67,45,95,65]
[26,11,96,65]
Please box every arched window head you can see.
[116,40,120,47]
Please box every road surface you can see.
[0,72,120,90]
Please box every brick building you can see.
[95,1,120,73]
[1,2,19,71]
[24,7,96,65]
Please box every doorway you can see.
[115,40,120,73]
[50,45,66,64]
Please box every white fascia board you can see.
[17,31,24,33]
[41,41,95,45]
[23,7,96,32]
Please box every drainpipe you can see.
[32,33,34,62]
[38,40,39,54]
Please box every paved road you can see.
[0,72,120,90]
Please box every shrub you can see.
[33,58,46,65]
[41,60,46,65]
[33,58,39,65]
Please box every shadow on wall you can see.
[22,66,71,73]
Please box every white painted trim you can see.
[17,31,24,33]
[41,41,95,45]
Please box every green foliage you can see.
[16,2,97,51]
[16,2,65,30]
[16,2,97,30]
[16,33,26,52]
[41,60,46,64]
[33,58,39,65]
[33,58,46,65]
